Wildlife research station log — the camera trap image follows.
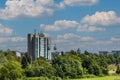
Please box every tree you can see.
[52,54,83,78]
[88,64,101,76]
[80,53,108,76]
[24,53,31,64]
[0,52,8,68]
[69,50,77,55]
[77,48,81,54]
[84,50,89,55]
[116,65,120,74]
[25,57,55,78]
[21,53,31,69]
[0,61,23,80]
[21,56,28,69]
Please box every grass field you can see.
[27,76,120,80]
[68,76,120,80]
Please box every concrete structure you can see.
[15,51,25,57]
[112,51,120,56]
[99,51,109,56]
[28,33,51,60]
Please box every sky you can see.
[0,0,120,53]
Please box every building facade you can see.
[112,51,120,56]
[99,51,110,56]
[28,33,51,60]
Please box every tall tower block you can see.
[28,33,51,60]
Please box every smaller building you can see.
[112,51,120,56]
[99,51,110,56]
[15,51,25,57]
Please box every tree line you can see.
[0,49,120,80]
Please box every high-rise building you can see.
[28,33,51,60]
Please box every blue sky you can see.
[0,0,120,53]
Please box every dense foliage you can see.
[0,49,120,80]
[0,50,24,80]
[52,53,83,78]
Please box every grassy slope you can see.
[68,76,120,80]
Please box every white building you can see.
[28,33,51,60]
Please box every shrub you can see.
[116,65,120,74]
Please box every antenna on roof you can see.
[34,29,36,35]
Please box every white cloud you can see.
[0,0,56,19]
[0,0,99,20]
[40,20,79,31]
[0,23,26,43]
[55,33,95,44]
[93,37,120,46]
[81,36,95,41]
[82,11,120,26]
[0,37,9,43]
[41,20,105,32]
[54,33,97,51]
[41,11,120,32]
[110,37,120,42]
[77,24,105,32]
[57,33,80,40]
[0,24,13,35]
[94,40,112,46]
[44,33,50,37]
[53,33,120,52]
[0,37,26,43]
[10,37,26,42]
[61,0,99,6]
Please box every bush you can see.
[25,67,34,77]
[0,61,23,80]
[116,65,120,74]
[52,54,83,78]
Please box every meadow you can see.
[69,76,120,80]
[26,76,120,80]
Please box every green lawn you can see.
[68,76,120,80]
[26,76,120,80]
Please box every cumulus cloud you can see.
[0,37,26,43]
[82,11,120,26]
[0,37,9,43]
[0,0,56,19]
[54,33,120,52]
[0,24,13,35]
[0,0,99,19]
[41,20,105,32]
[55,33,95,44]
[57,33,80,40]
[41,11,120,32]
[81,36,95,41]
[77,24,105,32]
[40,20,79,31]
[61,0,99,6]
[0,23,26,43]
[110,37,120,42]
[54,33,97,51]
[10,37,26,42]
